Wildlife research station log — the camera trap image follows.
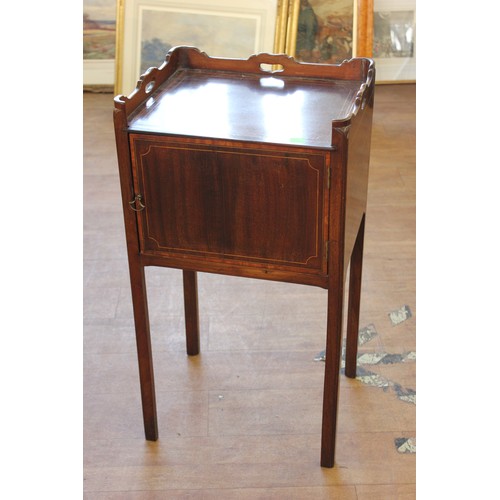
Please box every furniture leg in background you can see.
[183,270,200,356]
[345,214,365,378]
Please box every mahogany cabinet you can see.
[113,46,375,467]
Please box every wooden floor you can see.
[83,83,416,499]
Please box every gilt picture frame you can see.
[274,0,373,64]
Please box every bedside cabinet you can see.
[113,46,375,467]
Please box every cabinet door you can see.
[130,136,328,275]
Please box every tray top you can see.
[116,47,374,149]
[128,70,360,148]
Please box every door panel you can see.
[130,136,328,274]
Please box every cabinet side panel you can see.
[343,101,373,272]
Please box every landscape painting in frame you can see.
[138,7,261,74]
[117,0,278,95]
[83,0,116,60]
[294,0,354,64]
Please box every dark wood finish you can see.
[113,46,375,467]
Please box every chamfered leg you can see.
[345,215,366,379]
[129,258,158,441]
[320,273,345,468]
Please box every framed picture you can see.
[115,0,278,95]
[83,0,117,87]
[373,0,415,82]
[275,0,366,64]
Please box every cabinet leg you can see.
[345,215,365,379]
[183,270,200,356]
[321,277,345,468]
[129,260,158,441]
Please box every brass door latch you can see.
[129,194,145,212]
